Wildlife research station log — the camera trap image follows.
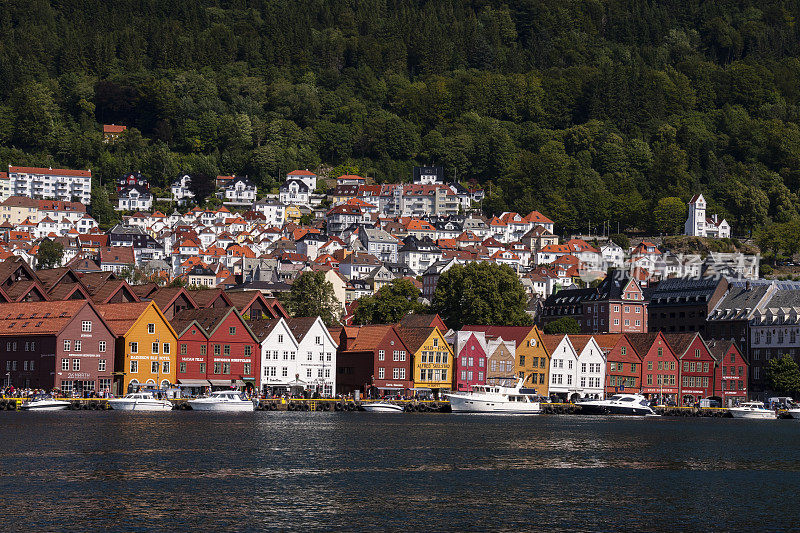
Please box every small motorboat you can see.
[787,408,800,420]
[444,379,541,413]
[20,394,71,411]
[578,394,658,416]
[361,401,404,412]
[188,390,255,412]
[108,391,174,411]
[729,401,777,419]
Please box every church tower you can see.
[685,194,706,237]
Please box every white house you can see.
[117,185,153,212]
[253,200,285,227]
[250,318,300,394]
[601,242,625,269]
[685,194,731,238]
[287,316,338,397]
[286,170,317,191]
[543,334,578,400]
[223,177,257,206]
[571,335,606,399]
[171,174,195,205]
[279,179,312,207]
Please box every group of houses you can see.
[0,249,748,406]
[0,162,780,403]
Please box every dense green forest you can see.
[2,0,800,236]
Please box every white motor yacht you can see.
[578,394,657,416]
[729,401,777,419]
[20,395,71,411]
[188,390,255,412]
[445,379,541,413]
[108,391,174,411]
[361,401,404,412]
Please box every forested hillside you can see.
[2,0,800,235]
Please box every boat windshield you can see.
[618,397,635,402]
[608,395,623,401]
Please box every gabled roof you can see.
[664,332,702,358]
[0,300,96,335]
[95,302,156,337]
[245,318,286,343]
[188,288,233,308]
[396,326,437,354]
[462,325,537,348]
[147,287,199,312]
[399,314,447,332]
[624,332,662,358]
[285,316,321,342]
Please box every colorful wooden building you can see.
[666,333,717,405]
[97,301,178,394]
[628,332,678,403]
[335,325,413,395]
[0,300,115,395]
[709,339,748,406]
[171,307,260,391]
[462,325,550,396]
[399,326,453,394]
[451,330,488,392]
[594,334,642,396]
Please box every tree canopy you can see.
[765,354,800,396]
[36,239,64,269]
[353,278,427,325]
[431,262,531,330]
[3,1,800,235]
[284,271,341,326]
[543,317,581,335]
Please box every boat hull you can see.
[787,409,800,419]
[729,409,776,419]
[20,401,71,411]
[446,394,540,413]
[362,403,403,412]
[579,404,655,416]
[188,400,254,412]
[108,400,173,411]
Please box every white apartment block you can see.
[5,166,92,205]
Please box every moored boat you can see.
[20,395,71,411]
[361,401,404,412]
[445,379,541,413]
[729,401,777,419]
[188,390,255,412]
[108,391,174,411]
[578,394,657,416]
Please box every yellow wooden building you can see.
[398,326,454,392]
[97,301,179,394]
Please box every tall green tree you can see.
[37,239,65,269]
[653,197,687,234]
[431,262,531,330]
[353,279,427,325]
[765,354,800,395]
[285,271,341,326]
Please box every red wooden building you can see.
[334,325,413,395]
[0,300,116,395]
[594,334,642,396]
[451,330,488,391]
[627,332,678,404]
[666,333,717,405]
[709,340,748,406]
[171,307,260,392]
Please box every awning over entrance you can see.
[177,379,211,387]
[209,379,246,387]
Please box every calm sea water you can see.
[1,412,798,531]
